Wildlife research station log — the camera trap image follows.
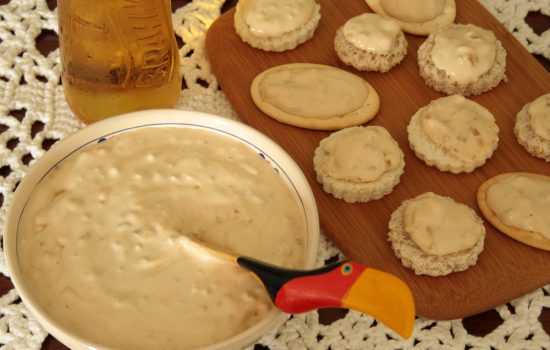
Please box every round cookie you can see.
[418,23,507,96]
[407,94,499,174]
[388,192,486,276]
[477,172,550,251]
[365,0,456,36]
[251,63,380,130]
[313,126,404,203]
[514,93,550,162]
[334,13,407,72]
[234,0,321,52]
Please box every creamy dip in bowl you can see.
[4,109,319,350]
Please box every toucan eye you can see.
[341,263,353,276]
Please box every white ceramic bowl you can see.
[4,109,320,350]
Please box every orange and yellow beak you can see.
[340,264,415,339]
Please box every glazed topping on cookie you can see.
[257,65,369,120]
[343,13,401,54]
[240,0,316,37]
[320,126,401,182]
[404,193,483,255]
[420,95,498,163]
[431,25,497,84]
[527,93,550,141]
[486,174,550,239]
[379,0,445,23]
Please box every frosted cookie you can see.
[334,13,407,72]
[234,0,321,52]
[477,173,550,251]
[407,94,499,173]
[388,192,486,276]
[251,63,380,130]
[365,0,455,36]
[418,24,507,96]
[313,126,404,203]
[514,93,550,162]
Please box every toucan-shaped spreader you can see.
[181,237,416,339]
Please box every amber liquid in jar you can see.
[58,0,181,124]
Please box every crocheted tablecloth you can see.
[0,0,549,349]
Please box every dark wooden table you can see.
[0,0,547,349]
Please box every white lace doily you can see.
[0,0,549,349]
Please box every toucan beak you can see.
[341,267,415,339]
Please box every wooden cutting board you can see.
[205,0,550,320]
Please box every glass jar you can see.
[58,0,181,124]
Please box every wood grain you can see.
[205,0,550,320]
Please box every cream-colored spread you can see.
[431,25,497,84]
[420,94,498,163]
[404,193,483,256]
[342,13,401,54]
[485,174,550,239]
[258,65,369,120]
[17,127,307,350]
[366,0,456,36]
[240,0,315,37]
[321,126,402,182]
[380,0,445,23]
[527,93,550,141]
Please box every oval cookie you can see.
[477,172,550,251]
[250,63,380,130]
